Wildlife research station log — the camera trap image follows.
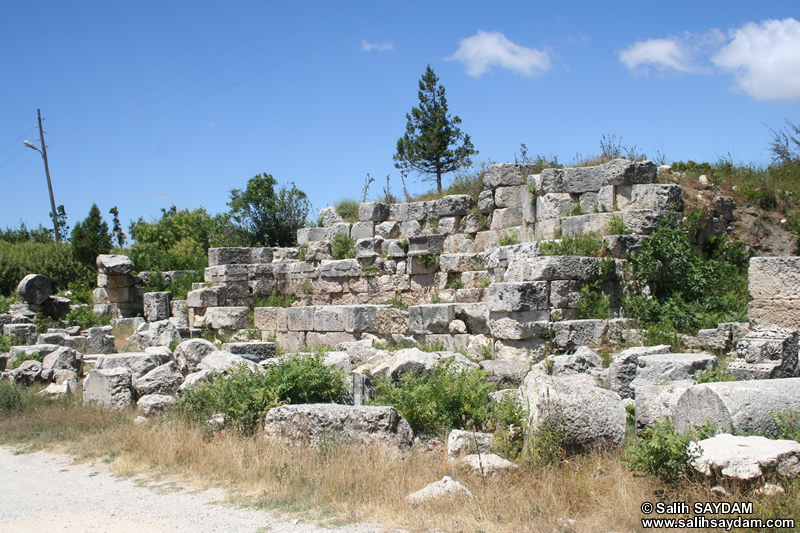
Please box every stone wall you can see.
[748,256,800,329]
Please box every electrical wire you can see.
[0,153,36,186]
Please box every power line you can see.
[76,0,418,143]
[0,146,28,171]
[0,153,36,186]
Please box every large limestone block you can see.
[203,307,248,330]
[430,195,472,217]
[622,209,662,235]
[616,183,683,211]
[133,361,184,396]
[375,221,400,239]
[96,254,135,275]
[438,253,480,273]
[521,373,626,451]
[137,394,177,417]
[221,341,276,361]
[174,338,218,374]
[608,345,672,399]
[634,380,694,431]
[748,299,800,330]
[477,190,494,213]
[409,304,456,334]
[358,202,389,222]
[42,346,82,373]
[83,367,133,410]
[198,351,256,373]
[728,323,798,379]
[143,291,172,322]
[536,193,574,220]
[341,305,380,333]
[263,404,413,450]
[673,378,800,436]
[505,256,604,282]
[486,282,549,312]
[3,323,38,345]
[447,429,494,458]
[127,320,181,349]
[488,311,549,340]
[482,163,538,189]
[560,213,613,236]
[691,434,800,481]
[494,185,526,209]
[749,256,800,300]
[407,234,446,256]
[204,264,248,283]
[313,306,345,332]
[207,247,251,266]
[405,476,473,504]
[317,259,361,278]
[632,353,717,386]
[561,159,657,194]
[489,207,524,230]
[552,319,609,351]
[95,352,166,380]
[16,274,52,304]
[287,307,315,331]
[296,227,329,245]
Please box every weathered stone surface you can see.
[486,282,549,312]
[461,454,518,476]
[96,254,135,275]
[479,359,528,387]
[221,341,276,361]
[356,238,383,258]
[41,296,71,320]
[749,257,800,300]
[3,323,38,345]
[42,346,82,373]
[483,163,538,189]
[198,351,256,373]
[207,247,251,266]
[748,299,800,330]
[447,429,494,458]
[549,280,583,309]
[186,287,221,308]
[405,476,473,504]
[95,352,166,380]
[560,213,613,236]
[133,361,184,396]
[490,208,524,230]
[264,404,413,450]
[318,206,344,227]
[691,434,800,481]
[358,202,389,222]
[375,221,400,239]
[552,319,610,351]
[174,338,218,374]
[615,183,683,212]
[521,373,626,451]
[439,254,480,273]
[87,326,116,354]
[550,346,604,376]
[143,291,172,322]
[603,233,646,259]
[494,186,526,209]
[407,234,446,256]
[674,378,800,436]
[369,347,440,379]
[634,380,694,431]
[296,227,329,245]
[137,394,177,417]
[505,256,604,282]
[536,193,574,220]
[608,345,672,399]
[477,190,494,213]
[11,360,44,385]
[562,159,657,194]
[488,311,549,340]
[127,320,181,349]
[409,304,455,334]
[203,307,249,330]
[631,353,717,388]
[431,195,472,217]
[83,367,133,410]
[622,209,662,235]
[728,324,798,379]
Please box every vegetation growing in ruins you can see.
[330,233,356,260]
[539,232,606,257]
[498,231,520,246]
[577,280,612,320]
[394,65,477,194]
[333,198,359,223]
[0,240,92,296]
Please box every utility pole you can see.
[29,109,61,242]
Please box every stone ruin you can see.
[3,158,800,488]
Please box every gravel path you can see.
[0,447,400,533]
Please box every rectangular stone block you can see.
[494,185,526,209]
[505,256,604,282]
[482,163,537,189]
[407,201,427,221]
[358,202,389,222]
[488,311,550,340]
[250,247,274,264]
[222,341,276,361]
[389,203,409,222]
[749,257,800,300]
[203,307,249,330]
[204,264,249,282]
[429,195,472,217]
[351,221,375,240]
[561,160,657,194]
[560,212,612,236]
[550,280,584,309]
[407,234,446,256]
[306,331,358,348]
[598,185,615,212]
[314,306,345,332]
[438,254,480,273]
[254,307,288,332]
[486,282,549,312]
[616,183,682,211]
[747,299,800,330]
[622,209,661,235]
[273,331,306,352]
[297,227,330,245]
[287,307,315,331]
[409,304,456,334]
[408,255,439,275]
[97,273,136,289]
[143,291,171,322]
[342,305,380,333]
[443,234,476,254]
[208,247,252,267]
[552,319,608,351]
[490,207,524,230]
[474,230,500,253]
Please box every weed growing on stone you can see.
[331,233,356,260]
[539,232,605,257]
[498,231,520,246]
[334,199,359,223]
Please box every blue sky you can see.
[2,0,799,234]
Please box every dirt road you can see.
[0,447,397,533]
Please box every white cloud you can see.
[361,40,393,52]
[711,18,800,102]
[446,30,551,78]
[617,38,695,74]
[208,122,216,128]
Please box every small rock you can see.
[710,485,730,497]
[755,483,785,497]
[405,476,473,504]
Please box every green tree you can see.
[71,204,112,268]
[227,173,311,247]
[394,65,477,193]
[109,207,125,248]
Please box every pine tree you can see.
[71,203,112,268]
[394,65,477,193]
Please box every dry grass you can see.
[2,398,798,532]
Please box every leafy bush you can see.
[624,417,715,483]
[539,232,605,257]
[0,294,14,314]
[330,233,356,260]
[177,353,347,434]
[144,271,203,300]
[607,215,629,235]
[577,280,611,319]
[371,361,495,435]
[334,199,360,223]
[66,306,110,330]
[448,278,464,290]
[498,231,520,246]
[0,335,12,353]
[771,408,800,441]
[485,393,529,461]
[419,254,438,268]
[0,240,93,296]
[9,352,42,369]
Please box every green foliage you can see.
[478,275,492,289]
[0,221,57,244]
[0,335,12,353]
[300,279,312,294]
[297,244,308,262]
[627,219,750,334]
[428,218,439,234]
[498,231,520,246]
[0,240,92,296]
[486,393,528,460]
[577,280,611,319]
[177,353,347,434]
[227,173,311,247]
[70,204,112,268]
[607,215,629,235]
[539,232,605,257]
[9,352,42,369]
[371,360,495,435]
[624,417,716,483]
[334,199,359,223]
[142,271,202,301]
[771,408,800,441]
[514,143,562,173]
[394,65,478,194]
[419,254,438,268]
[66,306,110,330]
[330,233,356,260]
[0,294,14,314]
[0,381,37,413]
[528,403,568,465]
[256,293,296,308]
[694,365,737,384]
[129,206,221,272]
[448,278,464,290]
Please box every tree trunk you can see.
[436,168,442,193]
